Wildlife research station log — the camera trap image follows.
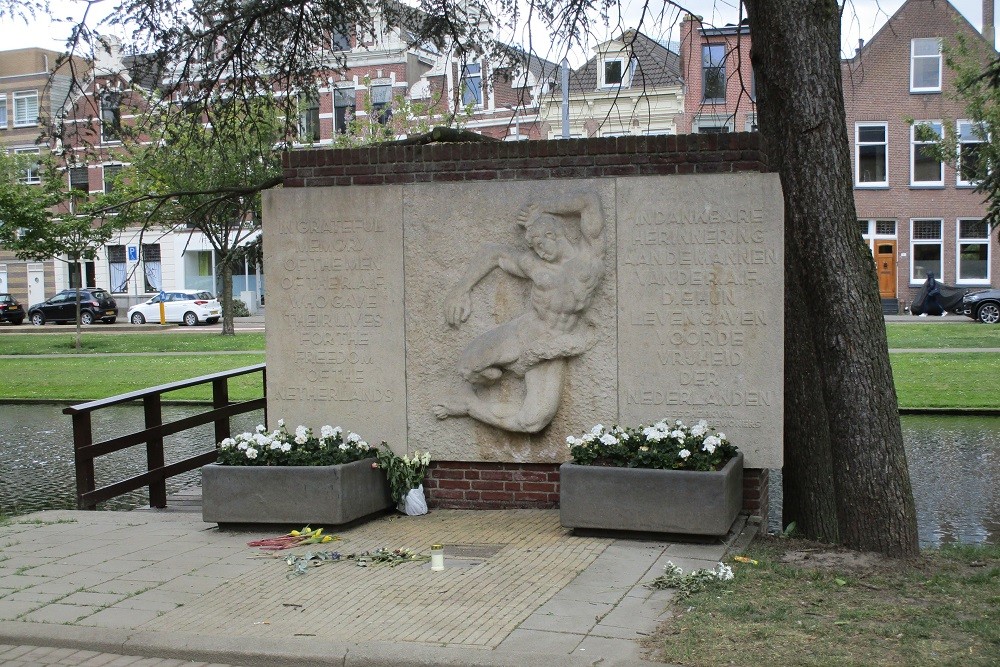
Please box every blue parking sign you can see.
[128,246,138,261]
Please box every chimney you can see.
[985,0,995,46]
[856,38,865,55]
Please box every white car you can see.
[128,290,222,326]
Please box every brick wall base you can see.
[426,461,771,519]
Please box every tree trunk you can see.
[744,0,919,556]
[220,259,235,336]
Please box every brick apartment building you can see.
[677,16,756,135]
[0,47,79,306]
[843,0,998,311]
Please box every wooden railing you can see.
[64,363,266,510]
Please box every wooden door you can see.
[875,241,896,299]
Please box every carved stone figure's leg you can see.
[456,318,524,386]
[460,358,567,433]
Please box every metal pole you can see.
[561,58,570,139]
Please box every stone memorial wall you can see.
[265,133,782,513]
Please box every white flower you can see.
[277,419,285,427]
[718,433,726,441]
[294,434,307,445]
[332,426,343,436]
[678,448,691,459]
[245,447,258,459]
[339,443,348,451]
[359,440,369,449]
[566,436,578,447]
[591,424,605,435]
[675,420,684,426]
[347,432,361,443]
[703,435,720,454]
[691,420,709,437]
[599,433,618,446]
[270,441,282,450]
[639,445,650,452]
[715,563,734,581]
[295,425,308,439]
[220,438,235,449]
[281,442,291,453]
[421,452,431,465]
[670,429,686,441]
[237,441,248,451]
[256,424,266,433]
[320,425,335,438]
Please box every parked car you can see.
[127,290,221,326]
[960,289,1000,324]
[27,288,118,325]
[0,293,25,325]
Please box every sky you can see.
[0,0,994,63]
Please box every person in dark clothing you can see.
[923,272,945,316]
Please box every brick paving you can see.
[0,508,752,666]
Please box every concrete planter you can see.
[559,452,743,536]
[202,458,392,525]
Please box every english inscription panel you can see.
[262,186,406,448]
[617,173,784,469]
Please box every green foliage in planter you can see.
[375,448,431,503]
[566,419,738,471]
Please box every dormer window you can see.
[461,63,483,107]
[100,91,122,143]
[602,58,624,87]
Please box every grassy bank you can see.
[890,352,1000,409]
[886,321,1000,348]
[647,538,1000,666]
[0,332,265,354]
[0,354,265,401]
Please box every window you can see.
[142,244,162,292]
[957,121,986,186]
[100,92,122,143]
[12,90,38,127]
[331,28,351,51]
[333,88,353,134]
[702,44,726,103]
[68,261,95,289]
[910,38,942,93]
[910,219,942,282]
[957,219,990,283]
[911,122,943,186]
[103,164,122,194]
[370,84,392,125]
[694,115,732,133]
[69,166,89,193]
[298,94,320,142]
[13,148,40,184]
[461,63,483,107]
[107,245,127,292]
[855,123,887,186]
[0,95,6,128]
[602,58,624,87]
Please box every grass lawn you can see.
[890,352,1000,409]
[885,321,1000,348]
[0,354,265,401]
[0,332,265,354]
[647,538,1000,666]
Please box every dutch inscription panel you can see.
[617,173,784,468]
[262,186,406,447]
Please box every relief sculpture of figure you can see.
[432,192,606,433]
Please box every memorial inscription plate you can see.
[262,186,406,446]
[617,173,784,468]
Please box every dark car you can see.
[960,289,1000,324]
[0,293,25,325]
[28,288,119,326]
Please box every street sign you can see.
[128,246,138,261]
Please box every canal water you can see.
[1,406,996,547]
[0,403,263,515]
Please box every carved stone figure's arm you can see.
[541,192,604,242]
[444,244,522,326]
